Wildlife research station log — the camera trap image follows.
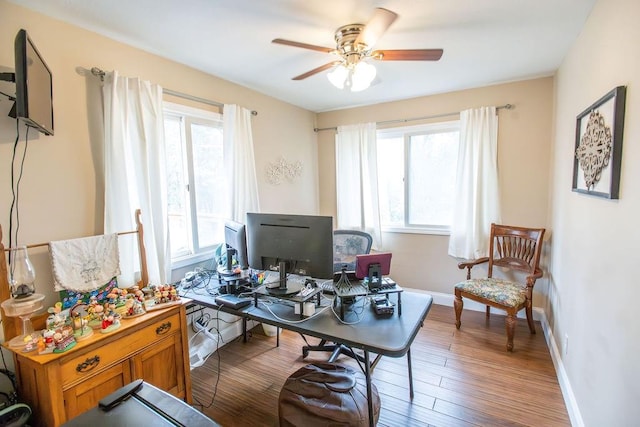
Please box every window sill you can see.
[382,226,450,236]
[171,249,216,270]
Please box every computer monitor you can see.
[355,252,392,281]
[246,213,333,295]
[221,220,248,274]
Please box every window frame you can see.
[377,120,460,236]
[163,101,224,266]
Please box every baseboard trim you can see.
[406,288,583,426]
[537,309,584,427]
[416,289,541,320]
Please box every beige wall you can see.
[551,0,639,424]
[316,78,554,297]
[0,1,318,311]
[3,1,635,423]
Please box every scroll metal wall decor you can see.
[572,86,626,199]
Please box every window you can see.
[377,121,460,234]
[164,102,228,262]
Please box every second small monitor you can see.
[224,220,248,271]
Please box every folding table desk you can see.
[181,287,433,427]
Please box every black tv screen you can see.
[15,29,54,136]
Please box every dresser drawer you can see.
[60,312,181,388]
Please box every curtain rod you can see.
[313,103,514,132]
[90,67,257,116]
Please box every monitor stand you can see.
[216,249,250,294]
[265,261,303,296]
[217,248,238,276]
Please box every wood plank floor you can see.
[189,304,570,426]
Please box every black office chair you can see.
[332,229,373,273]
[301,229,373,362]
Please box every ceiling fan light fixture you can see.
[274,8,443,86]
[350,61,376,92]
[327,61,376,92]
[327,64,349,89]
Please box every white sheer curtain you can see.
[103,71,170,286]
[335,122,382,249]
[223,104,260,222]
[448,106,501,259]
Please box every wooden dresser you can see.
[4,302,192,427]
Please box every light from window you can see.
[191,122,225,248]
[165,115,190,256]
[164,102,226,260]
[377,121,459,233]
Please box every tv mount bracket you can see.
[0,73,17,118]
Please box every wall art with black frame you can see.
[572,86,627,199]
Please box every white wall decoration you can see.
[265,156,303,185]
[572,86,626,199]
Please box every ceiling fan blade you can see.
[272,38,334,53]
[292,62,340,80]
[372,49,444,61]
[355,8,398,49]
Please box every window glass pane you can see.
[375,121,459,232]
[408,131,459,226]
[164,116,190,257]
[376,136,404,226]
[191,122,225,248]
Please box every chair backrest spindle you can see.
[488,223,545,278]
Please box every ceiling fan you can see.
[272,8,443,91]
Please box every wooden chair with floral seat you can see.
[453,223,545,351]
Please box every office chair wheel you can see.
[302,348,309,358]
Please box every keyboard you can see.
[324,277,397,295]
[214,294,252,309]
[369,277,397,292]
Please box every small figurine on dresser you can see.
[38,329,56,354]
[104,287,129,318]
[123,293,146,318]
[131,285,145,303]
[87,295,105,329]
[142,286,156,310]
[101,301,122,333]
[70,303,94,341]
[53,325,76,353]
[142,284,180,311]
[21,335,40,353]
[46,302,67,330]
[38,302,77,354]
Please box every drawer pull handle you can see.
[76,355,100,373]
[156,321,172,335]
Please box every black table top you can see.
[182,288,432,358]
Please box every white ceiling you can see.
[10,0,596,112]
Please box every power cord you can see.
[257,298,331,324]
[330,295,368,325]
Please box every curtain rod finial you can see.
[90,67,105,81]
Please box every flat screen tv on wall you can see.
[14,29,54,136]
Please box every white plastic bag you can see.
[188,322,218,370]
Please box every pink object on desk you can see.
[355,252,392,279]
